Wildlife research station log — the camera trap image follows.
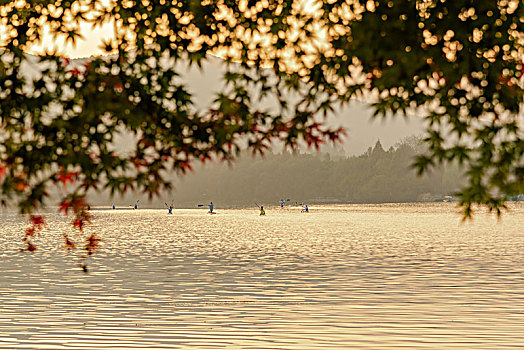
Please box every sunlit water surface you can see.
[1,203,523,349]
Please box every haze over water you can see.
[1,203,523,349]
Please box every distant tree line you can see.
[169,138,464,208]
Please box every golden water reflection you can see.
[1,203,523,349]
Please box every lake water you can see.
[1,203,523,349]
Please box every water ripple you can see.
[1,203,523,348]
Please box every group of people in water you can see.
[112,198,309,215]
[206,200,308,216]
[249,200,309,216]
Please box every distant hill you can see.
[166,140,462,208]
[88,139,463,208]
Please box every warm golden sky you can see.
[29,21,113,58]
[25,0,320,58]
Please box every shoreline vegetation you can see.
[78,138,467,209]
[170,138,466,208]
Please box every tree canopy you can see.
[0,0,523,248]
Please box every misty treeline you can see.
[162,137,463,208]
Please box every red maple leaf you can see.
[200,154,212,164]
[56,171,78,188]
[59,199,71,215]
[0,164,6,181]
[68,67,82,76]
[29,215,46,228]
[73,218,85,231]
[25,227,35,238]
[15,181,27,191]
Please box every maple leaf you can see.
[114,83,124,92]
[58,199,71,215]
[200,154,213,165]
[68,67,82,76]
[29,215,46,228]
[25,227,35,238]
[15,182,27,191]
[0,164,6,181]
[56,171,78,189]
[73,218,84,231]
